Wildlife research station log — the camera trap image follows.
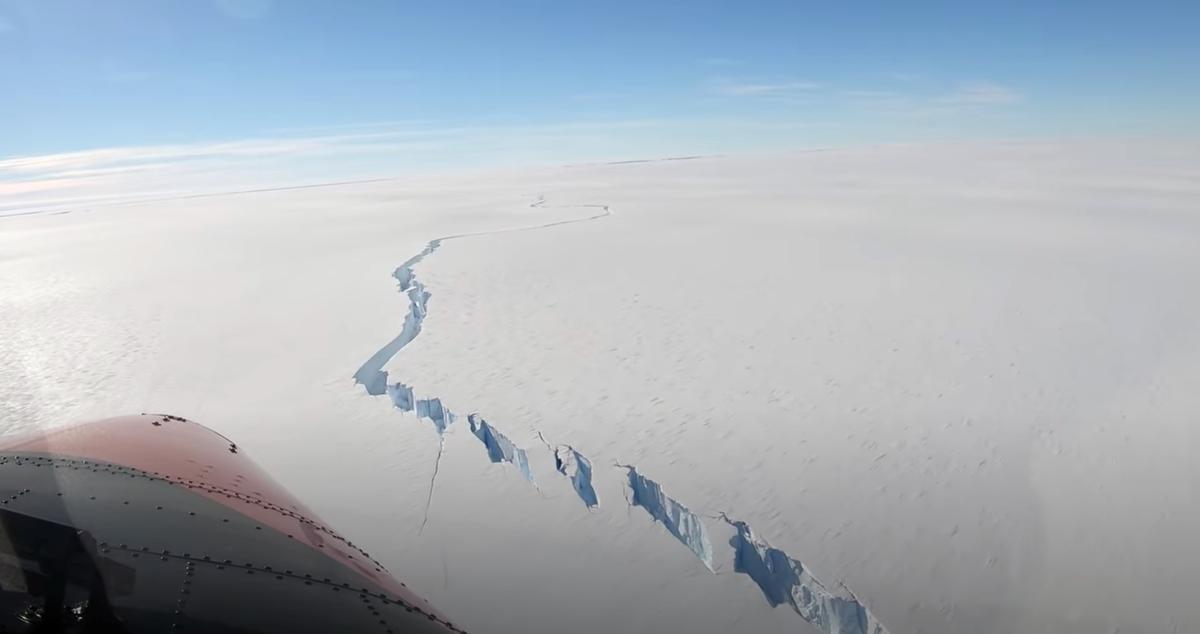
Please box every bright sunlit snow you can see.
[2,141,1198,634]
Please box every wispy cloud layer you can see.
[0,118,804,214]
[710,79,820,96]
[707,75,1022,115]
[843,81,1024,116]
[0,76,1026,215]
[937,82,1024,105]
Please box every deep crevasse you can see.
[623,466,714,570]
[467,414,534,482]
[351,199,891,632]
[724,516,890,634]
[352,241,439,398]
[554,445,598,508]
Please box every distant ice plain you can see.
[2,141,1197,634]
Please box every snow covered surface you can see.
[2,141,1198,634]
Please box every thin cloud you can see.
[846,81,1023,116]
[937,82,1023,105]
[711,80,820,96]
[0,126,468,176]
[843,90,904,100]
[262,119,437,135]
[0,118,727,211]
[569,92,623,103]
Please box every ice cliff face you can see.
[554,445,598,508]
[351,199,890,632]
[386,382,414,411]
[415,398,453,434]
[624,466,714,570]
[724,517,890,634]
[467,414,534,482]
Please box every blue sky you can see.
[1,0,1198,207]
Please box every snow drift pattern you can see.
[723,517,889,634]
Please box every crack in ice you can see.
[467,414,534,482]
[352,199,611,499]
[620,464,714,570]
[718,514,890,634]
[418,438,444,534]
[538,432,598,508]
[351,196,892,632]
